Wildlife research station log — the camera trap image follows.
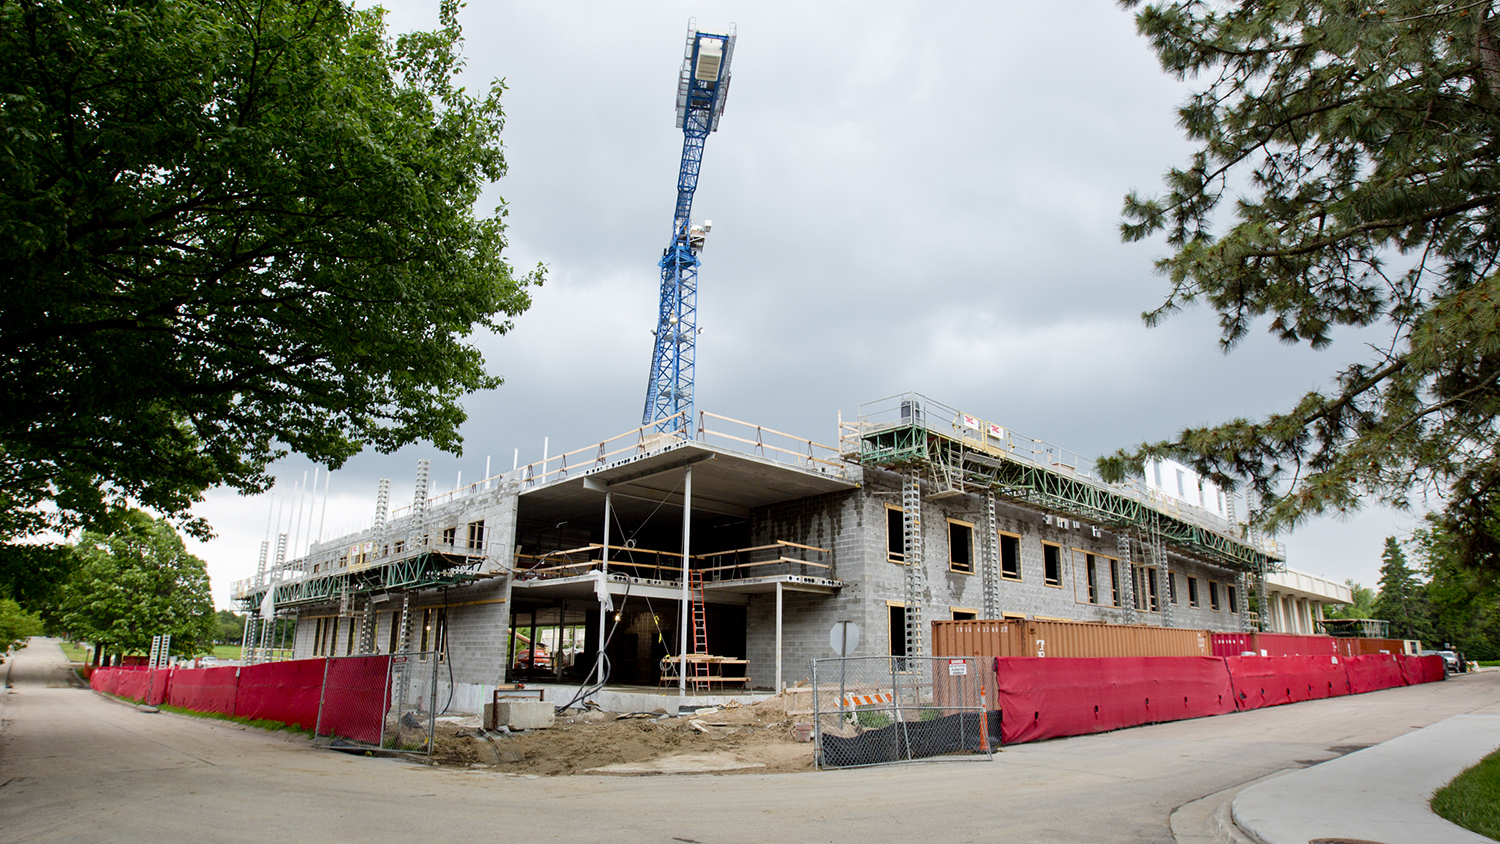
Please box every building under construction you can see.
[232,392,1314,712]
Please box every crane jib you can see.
[643,24,736,432]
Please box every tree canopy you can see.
[1100,0,1500,572]
[0,0,540,574]
[56,511,216,658]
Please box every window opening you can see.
[441,527,457,547]
[999,533,1022,580]
[467,520,486,551]
[888,604,909,671]
[1188,576,1200,608]
[886,506,905,564]
[1109,559,1120,606]
[1228,585,1238,614]
[948,520,974,573]
[1209,581,1221,611]
[1085,554,1098,604]
[1042,542,1062,587]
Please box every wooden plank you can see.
[776,540,831,554]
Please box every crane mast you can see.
[642,21,735,432]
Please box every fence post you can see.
[427,653,439,752]
[314,656,332,740]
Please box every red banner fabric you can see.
[235,659,328,730]
[1211,633,1253,658]
[1344,654,1405,694]
[165,665,240,716]
[993,656,1236,744]
[1225,655,1349,710]
[146,669,171,705]
[1397,654,1446,686]
[316,656,392,745]
[114,669,150,702]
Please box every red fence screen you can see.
[236,659,327,730]
[1225,654,1349,710]
[993,656,1235,744]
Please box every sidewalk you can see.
[1231,713,1500,843]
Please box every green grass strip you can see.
[156,703,313,738]
[1432,746,1500,840]
[57,642,90,663]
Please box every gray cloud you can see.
[189,1,1415,606]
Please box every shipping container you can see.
[1353,638,1409,656]
[932,618,1210,659]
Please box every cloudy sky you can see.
[191,0,1421,608]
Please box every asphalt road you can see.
[4,637,1497,844]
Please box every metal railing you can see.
[845,392,1283,558]
[514,540,833,584]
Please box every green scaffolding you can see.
[859,422,1283,574]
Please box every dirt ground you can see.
[429,695,816,776]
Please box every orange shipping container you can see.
[932,618,1210,659]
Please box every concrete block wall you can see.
[744,472,868,688]
[288,575,513,688]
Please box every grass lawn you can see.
[57,642,91,663]
[1432,747,1500,840]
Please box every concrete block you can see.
[487,700,554,730]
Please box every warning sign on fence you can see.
[948,659,968,676]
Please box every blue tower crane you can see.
[642,21,735,432]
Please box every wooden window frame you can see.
[947,518,975,574]
[1073,548,1099,605]
[467,520,486,551]
[1188,576,1200,608]
[1103,556,1121,607]
[950,606,979,621]
[1041,541,1064,588]
[885,505,906,564]
[1209,581,1221,612]
[998,531,1022,581]
[1227,584,1239,614]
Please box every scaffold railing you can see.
[845,392,1284,572]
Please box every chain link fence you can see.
[313,652,445,755]
[811,656,997,769]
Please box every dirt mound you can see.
[430,698,814,776]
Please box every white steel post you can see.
[775,581,783,693]
[598,492,612,688]
[678,466,693,694]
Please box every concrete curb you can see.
[1230,714,1500,844]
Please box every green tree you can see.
[217,610,246,646]
[0,0,541,588]
[1099,1,1500,573]
[1324,579,1377,620]
[1373,536,1432,641]
[1418,521,1500,659]
[56,511,217,662]
[0,598,43,656]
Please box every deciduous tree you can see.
[0,0,540,586]
[1100,1,1500,573]
[56,511,217,660]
